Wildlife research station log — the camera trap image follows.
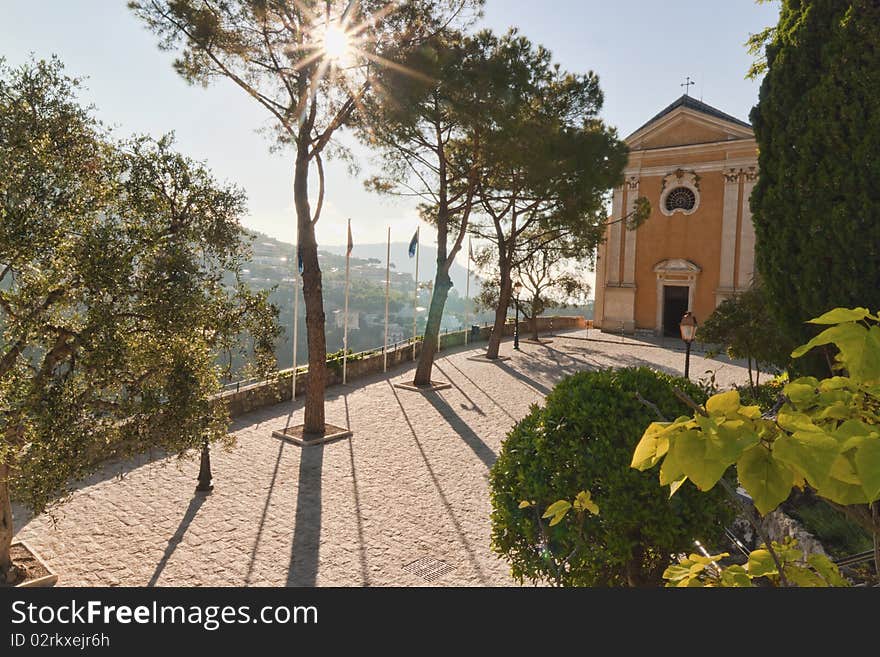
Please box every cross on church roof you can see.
[681,76,695,97]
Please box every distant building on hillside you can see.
[594,95,758,336]
[333,309,360,330]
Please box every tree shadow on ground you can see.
[430,362,485,416]
[435,359,517,422]
[244,440,285,586]
[286,442,324,587]
[388,382,490,585]
[147,493,207,586]
[422,391,497,469]
[495,359,553,396]
[343,393,370,586]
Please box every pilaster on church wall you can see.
[606,186,624,285]
[737,167,758,288]
[623,176,639,285]
[718,168,741,293]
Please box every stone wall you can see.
[222,315,586,418]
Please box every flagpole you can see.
[292,244,299,402]
[383,225,390,373]
[343,219,351,385]
[465,237,471,345]
[412,227,419,362]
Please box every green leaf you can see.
[776,410,818,433]
[785,565,828,587]
[793,323,880,382]
[806,554,849,587]
[854,439,880,501]
[737,445,795,515]
[706,390,741,417]
[771,429,839,488]
[632,422,672,470]
[829,453,861,485]
[572,490,599,515]
[663,562,693,583]
[791,324,856,359]
[719,564,753,587]
[747,549,778,578]
[674,429,735,491]
[818,376,858,392]
[818,470,871,506]
[659,436,687,486]
[807,307,873,325]
[668,476,687,498]
[784,382,818,405]
[542,500,572,526]
[518,500,534,509]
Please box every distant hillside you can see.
[320,242,478,295]
[246,231,479,295]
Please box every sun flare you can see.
[322,23,352,63]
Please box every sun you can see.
[322,23,352,64]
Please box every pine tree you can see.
[749,0,880,371]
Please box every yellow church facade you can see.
[593,95,759,336]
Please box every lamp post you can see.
[513,281,522,350]
[196,436,213,493]
[679,311,698,379]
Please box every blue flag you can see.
[408,228,419,258]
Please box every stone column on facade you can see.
[623,176,639,285]
[737,167,758,289]
[717,168,741,303]
[593,241,607,328]
[606,186,624,285]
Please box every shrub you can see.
[489,367,734,587]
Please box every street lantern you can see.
[679,311,698,379]
[513,281,523,351]
[196,436,214,493]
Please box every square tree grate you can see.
[403,557,455,582]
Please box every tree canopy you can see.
[749,0,880,372]
[0,57,278,582]
[460,29,629,358]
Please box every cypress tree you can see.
[749,0,880,370]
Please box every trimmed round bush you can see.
[489,367,734,587]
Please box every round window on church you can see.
[665,186,697,213]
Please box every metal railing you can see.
[219,323,494,393]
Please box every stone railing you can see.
[222,315,586,418]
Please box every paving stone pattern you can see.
[13,330,751,587]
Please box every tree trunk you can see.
[747,356,754,391]
[531,299,540,341]
[0,463,14,583]
[413,270,452,386]
[625,543,645,587]
[294,156,327,435]
[486,264,512,359]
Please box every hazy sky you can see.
[1,0,779,268]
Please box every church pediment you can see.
[653,258,702,274]
[627,96,753,151]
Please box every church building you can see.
[593,94,759,336]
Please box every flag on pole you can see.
[408,227,419,258]
[343,219,352,384]
[411,226,420,361]
[465,237,472,345]
[383,225,391,373]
